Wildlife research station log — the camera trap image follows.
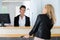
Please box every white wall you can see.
[56,0,60,26]
[2,0,29,2]
[0,0,2,12]
[2,2,23,25]
[30,0,42,26]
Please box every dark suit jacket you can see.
[29,14,53,39]
[14,15,30,27]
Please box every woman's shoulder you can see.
[37,14,47,17]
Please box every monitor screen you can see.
[0,14,11,24]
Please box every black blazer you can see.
[14,15,30,26]
[29,14,53,39]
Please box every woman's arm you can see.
[29,15,41,36]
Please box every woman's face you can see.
[20,8,26,15]
[42,7,47,14]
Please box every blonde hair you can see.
[45,4,56,24]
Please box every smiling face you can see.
[42,7,47,14]
[20,8,26,15]
[19,5,26,16]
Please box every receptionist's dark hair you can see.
[20,5,26,9]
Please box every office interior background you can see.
[0,0,60,26]
[0,0,60,40]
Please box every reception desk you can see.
[0,26,60,37]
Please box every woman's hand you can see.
[23,35,30,38]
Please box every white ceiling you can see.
[2,0,30,2]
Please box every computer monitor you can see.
[0,14,11,27]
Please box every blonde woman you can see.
[24,4,56,40]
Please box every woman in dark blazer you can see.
[24,4,56,40]
[14,15,30,26]
[14,5,30,27]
